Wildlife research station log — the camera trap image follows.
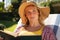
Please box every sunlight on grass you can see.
[5,24,17,32]
[0,20,17,32]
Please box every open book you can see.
[0,30,41,40]
[0,30,17,37]
[0,30,17,40]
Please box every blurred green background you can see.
[0,20,17,32]
[0,0,22,32]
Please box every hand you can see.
[0,36,3,40]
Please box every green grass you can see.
[5,24,17,32]
[0,20,17,32]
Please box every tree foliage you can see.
[0,2,4,12]
[0,0,23,22]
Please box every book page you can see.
[0,30,17,37]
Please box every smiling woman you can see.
[0,1,57,40]
[17,1,57,40]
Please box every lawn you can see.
[0,20,17,32]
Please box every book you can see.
[0,30,41,40]
[0,30,16,40]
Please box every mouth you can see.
[30,17,35,19]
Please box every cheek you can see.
[35,13,39,19]
[25,14,30,19]
[35,12,39,16]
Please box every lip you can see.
[30,17,35,19]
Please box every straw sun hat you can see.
[18,1,50,24]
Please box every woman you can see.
[18,1,57,40]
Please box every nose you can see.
[29,10,35,16]
[30,12,34,17]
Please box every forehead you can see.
[25,5,37,10]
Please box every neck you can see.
[29,20,40,27]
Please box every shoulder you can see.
[18,27,25,34]
[44,25,53,30]
[20,27,25,31]
[43,25,53,33]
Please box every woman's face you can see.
[25,6,39,22]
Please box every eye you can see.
[27,11,31,15]
[33,9,36,13]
